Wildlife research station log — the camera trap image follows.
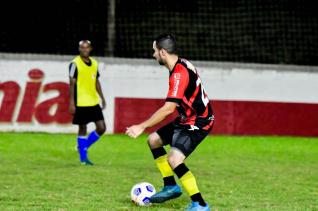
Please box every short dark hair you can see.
[154,34,177,54]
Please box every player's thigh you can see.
[78,124,87,135]
[155,122,175,146]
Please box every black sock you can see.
[173,163,189,178]
[150,147,167,159]
[163,176,177,186]
[191,193,206,207]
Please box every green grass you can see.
[0,133,317,211]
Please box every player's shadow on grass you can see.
[119,197,185,210]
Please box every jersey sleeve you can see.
[69,62,78,79]
[166,64,189,103]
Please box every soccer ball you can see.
[130,182,156,206]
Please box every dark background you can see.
[1,0,317,65]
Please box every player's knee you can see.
[167,154,178,168]
[168,153,184,169]
[96,124,106,135]
[147,133,161,149]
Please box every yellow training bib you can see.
[72,56,99,107]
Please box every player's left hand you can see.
[126,124,145,139]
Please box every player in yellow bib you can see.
[69,40,106,165]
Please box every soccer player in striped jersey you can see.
[126,34,214,211]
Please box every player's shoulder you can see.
[179,58,197,73]
[173,64,188,79]
[171,63,189,82]
[69,61,77,69]
[70,56,79,69]
[71,55,80,63]
[174,59,189,73]
[173,58,196,77]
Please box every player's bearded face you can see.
[152,44,165,65]
[157,55,165,65]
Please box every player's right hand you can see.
[69,104,76,114]
[126,124,145,139]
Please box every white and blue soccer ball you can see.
[130,182,156,206]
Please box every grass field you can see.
[0,133,317,211]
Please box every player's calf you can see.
[174,163,208,208]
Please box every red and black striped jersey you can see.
[166,58,214,131]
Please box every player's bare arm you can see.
[126,101,177,138]
[69,77,76,114]
[96,79,106,109]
